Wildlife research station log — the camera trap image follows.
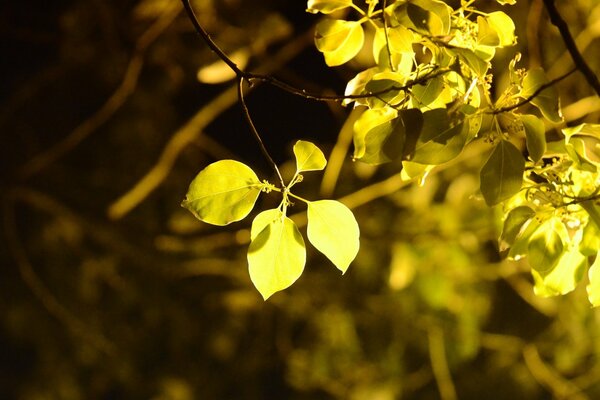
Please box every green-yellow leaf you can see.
[315,19,364,66]
[499,205,535,253]
[410,109,468,165]
[520,114,546,163]
[480,140,524,206]
[527,217,566,273]
[182,160,261,226]
[580,220,600,257]
[587,251,600,306]
[307,0,353,14]
[477,16,500,47]
[248,210,306,300]
[293,140,327,173]
[521,67,563,123]
[486,12,515,47]
[353,107,404,164]
[307,200,360,273]
[400,0,451,36]
[533,247,587,297]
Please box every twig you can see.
[428,327,458,400]
[107,26,315,220]
[18,2,182,180]
[3,189,115,355]
[523,344,590,400]
[238,78,284,186]
[542,0,600,97]
[493,67,576,114]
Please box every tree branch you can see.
[542,0,600,97]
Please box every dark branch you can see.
[237,79,285,187]
[493,67,576,114]
[542,0,600,97]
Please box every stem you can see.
[237,78,284,187]
[287,191,311,205]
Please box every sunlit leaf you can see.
[410,109,468,165]
[587,251,600,306]
[508,217,542,260]
[248,210,306,300]
[397,0,451,36]
[410,76,445,109]
[307,0,353,14]
[344,67,377,106]
[533,247,587,297]
[197,48,249,84]
[499,205,535,252]
[480,140,524,206]
[486,12,515,47]
[527,217,566,273]
[307,200,360,273]
[520,114,546,162]
[449,47,490,77]
[521,67,563,123]
[477,16,500,47]
[293,140,327,173]
[580,220,600,257]
[315,19,364,66]
[353,107,403,164]
[182,160,262,226]
[496,0,516,4]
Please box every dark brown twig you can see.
[542,0,600,97]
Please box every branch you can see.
[493,67,576,114]
[181,0,446,103]
[542,0,600,97]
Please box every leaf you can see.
[293,140,327,173]
[307,0,353,14]
[520,67,563,123]
[315,19,364,66]
[410,109,469,165]
[448,47,490,77]
[479,140,524,206]
[182,160,262,226]
[486,12,515,47]
[410,76,445,109]
[587,251,600,307]
[248,210,306,300]
[400,0,451,36]
[353,107,403,164]
[532,247,587,297]
[197,48,249,84]
[580,220,600,257]
[499,205,536,253]
[527,217,567,273]
[520,114,546,162]
[477,16,500,47]
[307,200,360,273]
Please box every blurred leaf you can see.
[197,49,249,84]
[306,0,353,14]
[248,210,306,300]
[527,217,566,273]
[500,205,536,252]
[307,200,360,273]
[182,160,262,226]
[587,251,600,307]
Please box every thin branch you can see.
[238,78,284,186]
[542,0,600,97]
[493,67,576,114]
[428,327,458,400]
[180,0,445,103]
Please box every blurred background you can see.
[2,0,600,398]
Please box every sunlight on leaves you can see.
[293,140,327,173]
[527,218,566,273]
[520,114,546,163]
[307,200,360,273]
[315,19,364,66]
[248,210,306,300]
[182,160,262,226]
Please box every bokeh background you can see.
[3,0,600,398]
